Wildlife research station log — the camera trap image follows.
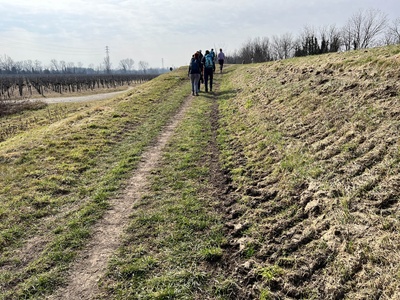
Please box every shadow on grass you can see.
[201,89,237,100]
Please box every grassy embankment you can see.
[101,45,400,299]
[213,45,400,299]
[1,44,400,299]
[0,71,191,298]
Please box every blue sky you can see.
[0,0,399,70]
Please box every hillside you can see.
[0,45,399,299]
[214,45,400,298]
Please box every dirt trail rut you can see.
[48,94,194,299]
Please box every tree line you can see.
[227,9,400,63]
[0,55,166,76]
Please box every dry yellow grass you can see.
[216,45,400,298]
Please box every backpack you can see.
[190,58,200,73]
[205,55,213,69]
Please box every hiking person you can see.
[197,50,204,91]
[201,50,215,92]
[198,50,204,62]
[188,52,201,96]
[210,48,216,73]
[217,48,225,73]
[210,48,215,59]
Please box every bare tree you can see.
[272,33,294,60]
[22,60,34,73]
[252,37,272,62]
[66,62,75,73]
[96,64,103,73]
[294,25,320,56]
[325,24,342,52]
[225,49,240,64]
[59,61,67,73]
[342,21,353,51]
[386,17,400,44]
[50,59,60,73]
[119,58,135,73]
[344,8,388,50]
[34,60,43,73]
[0,54,14,73]
[14,61,23,73]
[227,37,272,64]
[239,38,254,63]
[138,60,149,74]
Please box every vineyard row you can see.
[0,73,158,100]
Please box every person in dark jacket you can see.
[188,52,201,96]
[197,50,204,91]
[201,50,215,92]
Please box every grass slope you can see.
[0,71,190,299]
[215,45,400,299]
[100,45,400,299]
[1,45,400,300]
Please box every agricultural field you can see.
[0,45,400,299]
[0,73,157,102]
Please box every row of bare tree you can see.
[0,55,154,76]
[227,9,400,63]
[0,73,158,100]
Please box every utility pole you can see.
[104,46,111,74]
[162,58,164,69]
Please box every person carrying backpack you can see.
[201,50,215,93]
[210,48,216,73]
[188,52,201,96]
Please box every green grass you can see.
[0,69,191,299]
[100,86,230,299]
[1,45,400,299]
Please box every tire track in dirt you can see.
[48,94,194,300]
[202,74,254,299]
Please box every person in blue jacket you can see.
[201,50,215,92]
[210,48,216,72]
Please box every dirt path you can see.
[48,94,194,299]
[39,87,133,104]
